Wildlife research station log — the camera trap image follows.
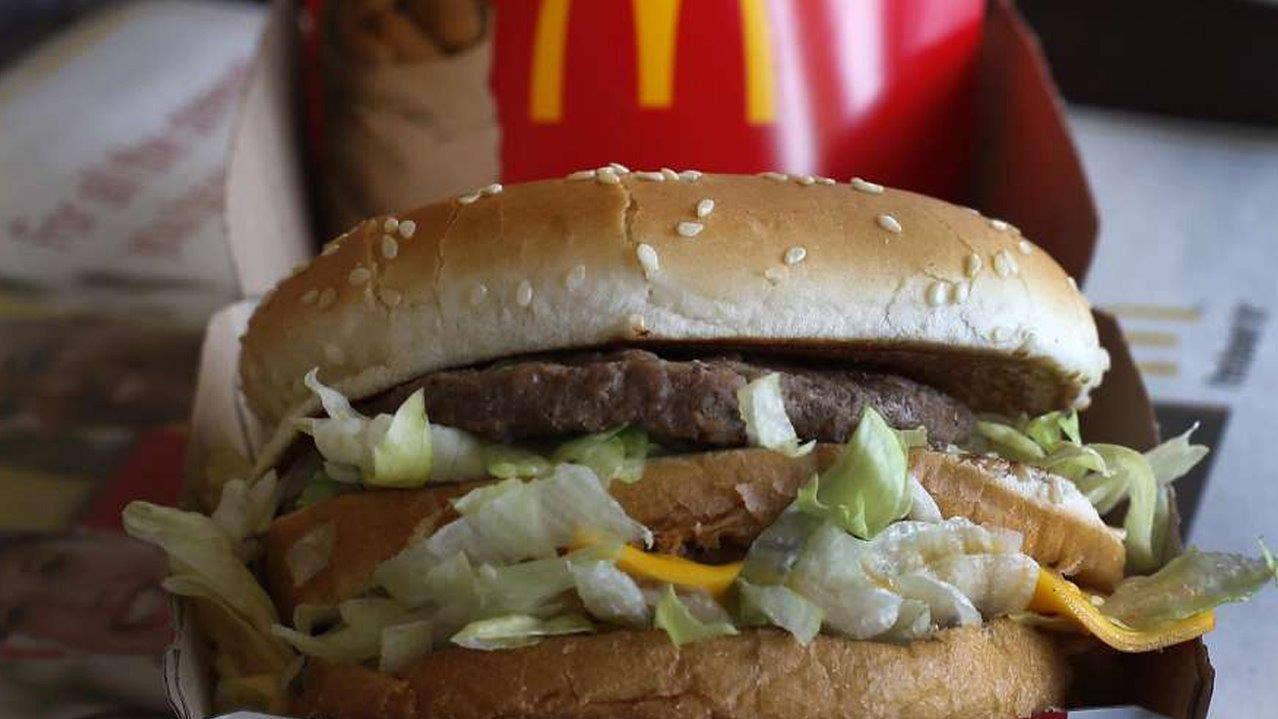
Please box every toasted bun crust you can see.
[241,174,1108,468]
[293,622,1069,719]
[263,448,1122,616]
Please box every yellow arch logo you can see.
[529,0,776,124]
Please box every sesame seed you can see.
[516,279,534,307]
[636,243,660,278]
[458,192,481,204]
[1066,276,1078,290]
[380,235,399,259]
[482,183,503,196]
[383,217,399,233]
[634,171,665,181]
[993,249,1018,277]
[759,171,788,182]
[1018,239,1033,254]
[398,220,417,239]
[954,281,970,303]
[596,169,621,185]
[628,313,647,334]
[468,282,488,305]
[876,213,902,233]
[816,176,836,185]
[678,170,702,181]
[661,167,679,181]
[322,242,340,256]
[363,287,378,310]
[324,344,345,364]
[290,262,308,277]
[964,253,982,277]
[349,267,372,285]
[989,218,1010,231]
[568,170,596,180]
[608,162,630,174]
[300,289,319,305]
[696,199,715,218]
[926,281,951,307]
[378,287,403,307]
[965,207,980,215]
[764,266,784,284]
[796,174,816,186]
[784,246,807,265]
[676,221,704,238]
[566,264,587,289]
[850,177,884,194]
[316,287,336,309]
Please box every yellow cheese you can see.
[1028,567,1215,653]
[613,544,743,596]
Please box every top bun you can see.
[241,171,1108,465]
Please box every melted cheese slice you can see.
[1027,568,1215,653]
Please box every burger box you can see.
[174,0,1214,717]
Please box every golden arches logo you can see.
[529,0,776,124]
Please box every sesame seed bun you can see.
[240,173,1109,471]
[292,621,1070,719]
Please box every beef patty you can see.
[358,349,974,448]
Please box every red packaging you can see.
[491,0,983,200]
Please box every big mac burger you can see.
[126,170,1276,718]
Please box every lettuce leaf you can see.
[1145,423,1209,485]
[553,426,649,485]
[375,465,651,601]
[737,580,822,645]
[652,585,738,646]
[1102,545,1278,628]
[974,420,1046,462]
[483,444,552,480]
[451,613,593,650]
[298,369,487,488]
[123,501,279,632]
[569,559,650,627]
[736,373,814,457]
[797,406,911,539]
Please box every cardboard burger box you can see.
[182,0,1213,716]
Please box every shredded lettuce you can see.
[298,369,488,488]
[972,411,1212,573]
[784,518,1035,640]
[451,613,593,650]
[284,522,336,588]
[272,597,412,664]
[652,585,738,646]
[737,373,814,457]
[483,444,552,480]
[379,619,435,671]
[975,420,1046,463]
[740,506,825,585]
[737,580,823,645]
[123,501,279,632]
[797,406,912,539]
[553,425,650,485]
[1101,545,1278,628]
[376,464,650,602]
[1145,424,1209,484]
[209,471,280,554]
[894,426,929,451]
[476,558,575,616]
[906,478,942,523]
[569,559,650,627]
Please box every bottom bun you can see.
[293,620,1069,719]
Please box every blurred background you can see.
[0,1,1274,717]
